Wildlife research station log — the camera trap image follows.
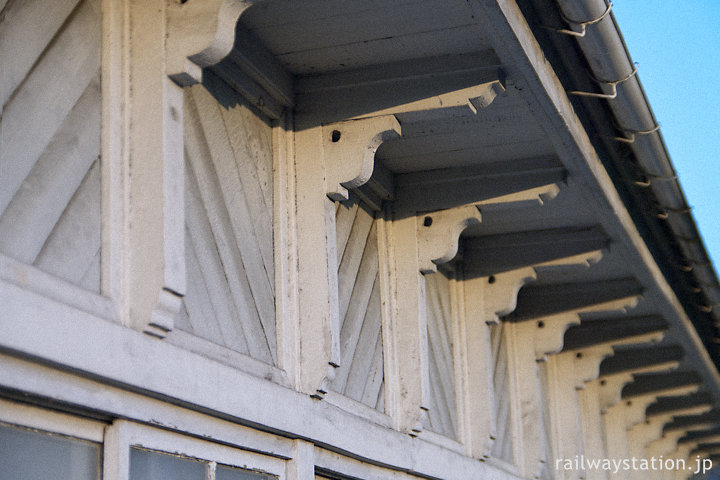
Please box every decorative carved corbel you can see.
[597,365,681,413]
[544,346,613,480]
[646,429,692,459]
[629,405,710,454]
[322,116,402,201]
[497,281,640,478]
[146,289,185,338]
[570,345,616,388]
[603,375,701,463]
[416,206,482,274]
[166,0,258,85]
[623,387,702,432]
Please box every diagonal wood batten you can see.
[423,272,459,440]
[177,81,276,366]
[0,0,101,293]
[489,322,514,463]
[329,196,385,412]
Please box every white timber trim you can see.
[100,0,126,313]
[458,274,497,460]
[0,254,118,322]
[384,205,481,435]
[103,420,288,480]
[116,0,186,337]
[293,126,340,398]
[0,398,105,443]
[0,282,533,480]
[274,110,302,388]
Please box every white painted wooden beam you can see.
[502,320,547,478]
[293,124,343,398]
[394,157,565,214]
[579,381,610,480]
[563,315,668,351]
[506,278,643,325]
[463,225,606,278]
[295,52,505,127]
[545,350,610,480]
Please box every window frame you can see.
[104,420,287,480]
[0,397,105,442]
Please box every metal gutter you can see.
[552,0,720,335]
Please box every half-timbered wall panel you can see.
[424,272,458,440]
[177,80,276,366]
[0,0,102,292]
[490,323,514,463]
[329,197,385,412]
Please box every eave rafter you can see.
[393,156,565,213]
[504,278,643,360]
[295,51,506,127]
[596,346,685,412]
[563,315,667,351]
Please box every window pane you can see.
[0,423,100,480]
[130,447,206,480]
[216,463,275,480]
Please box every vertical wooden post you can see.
[293,126,340,397]
[459,275,497,459]
[126,0,185,336]
[385,213,431,434]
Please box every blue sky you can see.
[611,1,720,268]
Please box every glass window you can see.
[130,447,276,480]
[217,463,274,480]
[0,423,101,480]
[130,448,206,480]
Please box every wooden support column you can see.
[579,381,610,480]
[293,67,504,399]
[458,275,497,459]
[571,330,669,480]
[385,206,481,435]
[500,280,641,478]
[604,374,700,462]
[286,439,315,480]
[545,345,613,480]
[458,226,606,460]
[293,117,399,398]
[546,325,666,480]
[627,405,709,480]
[124,0,187,336]
[121,0,265,336]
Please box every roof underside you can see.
[215,0,720,441]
